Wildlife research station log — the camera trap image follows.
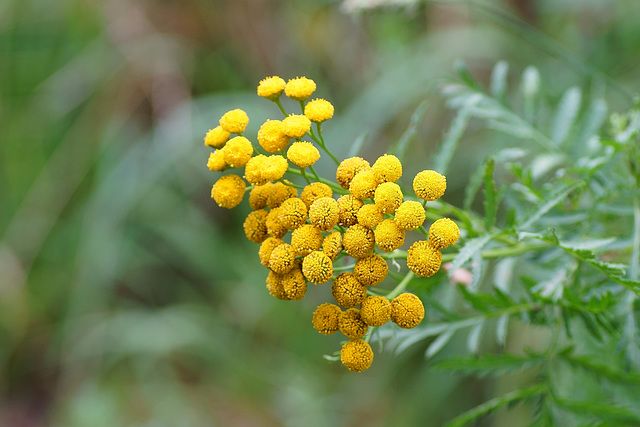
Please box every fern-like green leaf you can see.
[483,157,497,230]
[434,352,546,378]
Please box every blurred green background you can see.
[1,0,639,425]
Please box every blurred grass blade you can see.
[390,100,428,163]
[521,66,541,123]
[551,86,582,145]
[348,130,369,158]
[434,98,475,175]
[490,61,509,104]
[483,157,496,230]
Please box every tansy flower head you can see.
[413,170,447,201]
[332,273,367,308]
[341,339,373,372]
[301,182,333,209]
[374,182,403,214]
[354,254,388,286]
[343,224,375,258]
[211,174,246,209]
[336,157,371,190]
[391,293,425,329]
[322,231,343,261]
[337,194,363,227]
[266,207,288,238]
[219,108,249,133]
[285,76,316,101]
[207,150,226,172]
[312,303,342,335]
[407,240,442,277]
[280,197,308,230]
[243,209,269,244]
[394,201,426,230]
[204,126,230,148]
[287,141,320,168]
[302,250,333,284]
[428,218,460,249]
[309,197,339,231]
[257,76,286,100]
[339,308,368,339]
[291,224,323,256]
[245,154,288,186]
[249,184,270,210]
[258,120,290,153]
[259,237,284,268]
[223,136,253,168]
[374,219,405,252]
[349,169,379,200]
[356,204,383,229]
[282,265,307,301]
[266,271,288,300]
[283,114,311,139]
[266,182,297,209]
[269,243,296,274]
[372,154,402,183]
[360,296,391,326]
[304,98,334,123]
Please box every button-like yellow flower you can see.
[266,207,288,238]
[244,154,288,186]
[354,254,388,286]
[349,169,379,200]
[343,224,375,258]
[341,339,373,372]
[390,293,424,329]
[339,308,368,339]
[312,303,342,335]
[207,150,226,172]
[287,141,320,168]
[360,296,391,326]
[258,120,290,153]
[309,197,339,231]
[243,209,269,244]
[219,108,249,133]
[204,126,230,148]
[374,182,403,214]
[211,174,246,209]
[257,76,286,100]
[336,157,371,190]
[259,237,284,268]
[356,204,383,229]
[322,231,343,261]
[249,184,270,210]
[304,98,334,123]
[332,273,367,308]
[428,218,460,249]
[285,76,316,101]
[374,219,405,252]
[372,154,402,183]
[269,243,296,274]
[266,270,288,300]
[337,194,363,227]
[413,170,446,201]
[223,136,253,168]
[280,197,308,230]
[302,250,334,284]
[407,240,442,277]
[394,201,426,230]
[291,224,323,256]
[301,182,333,209]
[266,182,297,209]
[283,114,311,139]
[282,264,307,301]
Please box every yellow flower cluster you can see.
[203,76,461,373]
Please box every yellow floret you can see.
[259,237,284,268]
[304,98,334,123]
[283,114,311,139]
[374,182,403,214]
[243,209,269,244]
[356,204,383,229]
[266,182,297,209]
[341,339,374,372]
[309,197,339,231]
[301,182,333,209]
[407,240,442,277]
[265,207,287,238]
[349,169,379,200]
[428,218,460,249]
[244,154,288,186]
[269,243,296,274]
[211,174,246,209]
[258,120,290,153]
[207,150,226,172]
[337,194,363,227]
[342,224,375,258]
[336,157,371,190]
[374,219,405,252]
[204,126,230,148]
[332,273,367,308]
[257,76,286,100]
[285,76,316,101]
[249,184,270,210]
[413,170,447,201]
[291,224,324,256]
[394,201,426,230]
[354,254,388,286]
[372,154,402,183]
[302,251,333,284]
[287,141,320,168]
[223,136,253,168]
[339,308,368,339]
[279,197,308,230]
[219,108,249,133]
[266,271,288,300]
[322,231,343,261]
[312,303,342,335]
[391,293,425,329]
[282,264,307,300]
[360,296,391,327]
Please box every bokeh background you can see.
[1,0,640,425]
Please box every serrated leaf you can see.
[560,352,640,385]
[490,61,509,103]
[469,250,484,292]
[434,352,546,377]
[434,99,475,175]
[551,396,640,425]
[389,100,428,163]
[517,181,584,230]
[449,234,494,277]
[483,157,497,230]
[426,329,456,359]
[552,86,582,145]
[392,323,450,355]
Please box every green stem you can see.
[299,100,306,113]
[308,165,321,181]
[300,167,311,185]
[286,167,347,194]
[275,99,288,117]
[386,271,415,300]
[631,194,640,281]
[308,125,340,165]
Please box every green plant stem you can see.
[631,195,640,281]
[274,99,288,117]
[309,124,340,165]
[386,271,415,299]
[286,167,347,194]
[299,100,306,113]
[308,165,321,181]
[299,167,311,185]
[379,241,548,263]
